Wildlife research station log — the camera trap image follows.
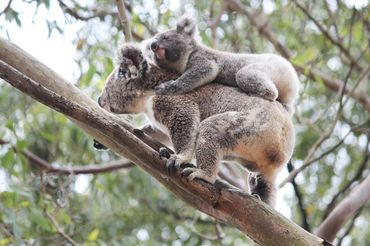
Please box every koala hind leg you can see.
[235,63,278,101]
[248,167,279,207]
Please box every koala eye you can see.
[162,35,169,40]
[118,67,125,77]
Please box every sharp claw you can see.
[181,168,194,177]
[139,60,148,78]
[159,147,171,159]
[180,163,195,169]
[252,193,261,200]
[166,158,176,173]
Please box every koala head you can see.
[98,45,154,114]
[148,16,197,72]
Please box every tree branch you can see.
[292,0,362,71]
[287,161,310,231]
[116,0,132,42]
[0,37,329,245]
[322,134,370,219]
[45,209,77,246]
[57,0,114,21]
[315,174,370,242]
[0,138,135,174]
[0,0,12,16]
[223,0,370,114]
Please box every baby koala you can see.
[145,16,299,114]
[98,45,295,207]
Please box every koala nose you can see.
[97,96,102,107]
[150,41,159,51]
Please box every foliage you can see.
[0,0,369,245]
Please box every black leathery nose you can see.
[151,41,159,51]
[97,96,102,106]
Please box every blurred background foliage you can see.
[0,0,369,245]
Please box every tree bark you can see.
[316,175,370,242]
[0,37,329,246]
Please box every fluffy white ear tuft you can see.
[176,16,196,37]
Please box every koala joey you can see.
[144,16,299,114]
[98,45,295,207]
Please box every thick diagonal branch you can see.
[0,37,329,245]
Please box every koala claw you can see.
[181,168,214,183]
[252,193,262,201]
[159,147,171,159]
[165,155,187,173]
[166,157,177,173]
[155,80,180,95]
[139,60,148,78]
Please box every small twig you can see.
[0,0,12,16]
[214,222,226,241]
[323,0,340,40]
[322,133,370,219]
[57,0,114,21]
[287,162,310,231]
[0,222,13,238]
[292,0,362,71]
[336,208,364,246]
[190,216,223,241]
[223,0,370,113]
[0,138,134,175]
[116,0,132,42]
[347,8,357,54]
[279,64,365,188]
[45,209,78,246]
[279,122,366,188]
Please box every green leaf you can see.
[16,140,28,150]
[80,65,97,86]
[31,209,51,231]
[5,121,14,131]
[87,228,99,242]
[2,149,15,169]
[292,47,318,65]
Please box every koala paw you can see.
[120,44,144,67]
[261,87,278,102]
[182,168,216,184]
[252,193,262,200]
[155,80,183,95]
[138,60,148,78]
[166,155,190,170]
[119,58,137,79]
[159,147,172,159]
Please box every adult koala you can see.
[98,45,295,207]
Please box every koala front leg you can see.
[183,116,225,184]
[236,63,278,101]
[155,59,219,95]
[140,124,171,146]
[153,97,200,169]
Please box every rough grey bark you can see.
[0,37,330,246]
[316,175,370,242]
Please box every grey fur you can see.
[145,16,299,114]
[99,45,295,207]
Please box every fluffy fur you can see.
[144,16,299,114]
[98,45,295,207]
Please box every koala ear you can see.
[176,16,196,37]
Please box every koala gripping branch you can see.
[0,37,329,246]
